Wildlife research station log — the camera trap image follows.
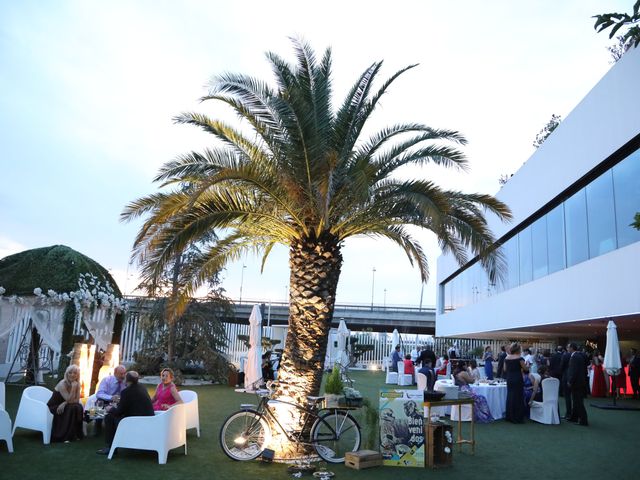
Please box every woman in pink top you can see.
[151,368,183,411]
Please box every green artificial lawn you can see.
[2,371,640,480]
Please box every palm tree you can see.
[122,39,511,455]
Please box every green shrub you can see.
[324,366,344,395]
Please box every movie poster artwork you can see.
[379,389,425,467]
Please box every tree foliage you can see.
[122,39,512,292]
[632,212,640,230]
[593,1,640,50]
[533,114,562,149]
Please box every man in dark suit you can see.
[549,346,563,380]
[629,348,640,400]
[560,346,572,418]
[567,343,588,426]
[97,371,154,454]
[417,347,437,369]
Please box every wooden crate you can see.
[426,423,453,468]
[345,450,383,470]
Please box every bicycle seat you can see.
[306,396,325,404]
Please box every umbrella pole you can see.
[613,375,617,406]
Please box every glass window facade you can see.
[442,147,640,313]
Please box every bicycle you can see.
[220,382,361,463]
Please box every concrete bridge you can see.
[230,301,435,334]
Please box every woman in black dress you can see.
[505,343,527,423]
[47,364,84,442]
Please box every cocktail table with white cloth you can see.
[469,383,507,420]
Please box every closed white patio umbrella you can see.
[336,320,350,367]
[604,320,622,404]
[244,304,263,391]
[391,328,400,354]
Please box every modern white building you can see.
[436,46,640,344]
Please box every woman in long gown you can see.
[591,350,606,397]
[483,346,494,380]
[505,343,527,423]
[46,364,84,442]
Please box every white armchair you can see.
[108,403,187,464]
[0,381,5,409]
[0,409,13,453]
[530,377,560,425]
[416,372,427,391]
[397,361,413,386]
[385,358,398,384]
[12,386,53,445]
[179,390,200,437]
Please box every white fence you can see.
[119,313,555,370]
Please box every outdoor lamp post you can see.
[370,267,376,310]
[239,264,247,305]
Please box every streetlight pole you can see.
[419,283,424,311]
[383,288,387,308]
[370,267,376,310]
[239,264,247,305]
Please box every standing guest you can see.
[417,346,437,368]
[151,368,183,411]
[549,346,563,380]
[560,346,572,419]
[390,345,402,372]
[96,365,127,406]
[629,349,640,400]
[403,354,415,378]
[96,371,154,455]
[523,348,535,373]
[496,346,507,379]
[567,343,588,426]
[468,360,481,383]
[505,343,527,423]
[615,355,628,396]
[483,346,495,380]
[47,365,84,442]
[590,350,606,398]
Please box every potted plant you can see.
[324,366,344,407]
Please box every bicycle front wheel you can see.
[220,410,272,461]
[311,411,361,463]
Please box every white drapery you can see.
[0,296,116,354]
[81,306,115,351]
[0,298,65,353]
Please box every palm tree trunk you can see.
[272,233,343,459]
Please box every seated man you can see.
[390,345,402,372]
[96,365,127,405]
[418,360,436,391]
[96,371,154,455]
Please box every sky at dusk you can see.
[0,0,631,307]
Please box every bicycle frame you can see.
[245,394,348,447]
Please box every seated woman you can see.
[454,362,494,423]
[403,354,415,377]
[454,362,474,386]
[47,364,84,442]
[436,354,449,376]
[151,368,183,411]
[523,370,540,417]
[468,360,482,383]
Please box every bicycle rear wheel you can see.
[311,411,361,463]
[220,410,271,461]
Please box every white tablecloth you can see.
[470,384,507,420]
